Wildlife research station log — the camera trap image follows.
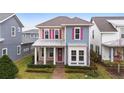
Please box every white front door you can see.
[68,46,87,66]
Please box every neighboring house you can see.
[33,16,92,66]
[21,29,39,56]
[0,13,24,61]
[91,16,124,62]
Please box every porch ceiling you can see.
[102,39,124,47]
[32,39,66,47]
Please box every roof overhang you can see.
[0,14,15,23]
[61,24,93,26]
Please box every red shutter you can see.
[42,29,44,39]
[60,29,61,39]
[81,27,83,40]
[72,27,74,40]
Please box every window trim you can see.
[11,26,16,37]
[54,29,60,39]
[71,50,77,62]
[79,50,84,61]
[74,27,81,40]
[17,45,21,55]
[2,48,8,56]
[44,29,50,39]
[48,48,53,58]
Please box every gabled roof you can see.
[0,13,24,27]
[22,29,38,33]
[91,16,124,32]
[36,16,92,27]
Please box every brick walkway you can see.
[52,64,65,79]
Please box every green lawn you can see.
[65,64,112,79]
[15,55,52,79]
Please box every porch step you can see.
[56,63,64,68]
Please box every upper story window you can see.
[44,29,49,39]
[74,27,81,40]
[11,26,16,37]
[54,29,59,39]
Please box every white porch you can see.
[34,46,66,65]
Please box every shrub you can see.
[0,55,18,79]
[90,49,102,63]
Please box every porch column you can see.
[53,47,56,65]
[34,47,37,65]
[64,47,66,65]
[111,48,114,62]
[44,47,46,65]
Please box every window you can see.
[74,27,81,40]
[92,30,94,39]
[79,50,84,61]
[17,45,21,55]
[44,29,49,39]
[17,27,21,32]
[71,50,76,61]
[55,29,59,39]
[49,48,53,57]
[41,48,44,57]
[11,26,16,37]
[2,48,8,56]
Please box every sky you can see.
[16,13,124,31]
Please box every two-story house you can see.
[91,16,124,62]
[21,29,39,56]
[33,16,92,66]
[0,13,24,60]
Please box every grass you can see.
[65,64,112,79]
[15,55,52,79]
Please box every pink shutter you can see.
[60,29,61,39]
[81,27,83,40]
[50,29,51,39]
[42,29,44,39]
[72,27,74,40]
[52,29,54,39]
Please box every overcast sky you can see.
[16,13,124,31]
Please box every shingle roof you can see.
[92,16,124,32]
[23,29,38,33]
[36,16,92,27]
[0,13,14,22]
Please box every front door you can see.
[58,48,62,62]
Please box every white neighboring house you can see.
[91,17,124,62]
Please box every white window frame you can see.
[11,26,16,37]
[48,48,53,58]
[71,50,77,63]
[74,27,81,40]
[78,50,84,62]
[44,29,50,39]
[17,27,21,32]
[17,45,21,55]
[2,48,8,56]
[54,29,60,39]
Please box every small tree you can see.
[0,55,18,79]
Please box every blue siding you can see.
[0,16,22,61]
[66,26,89,45]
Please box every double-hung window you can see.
[11,26,16,37]
[49,48,53,57]
[74,27,81,40]
[54,29,59,39]
[71,50,76,61]
[2,48,8,56]
[44,29,49,39]
[17,45,21,55]
[79,50,84,61]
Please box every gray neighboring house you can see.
[21,29,39,56]
[0,13,24,61]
